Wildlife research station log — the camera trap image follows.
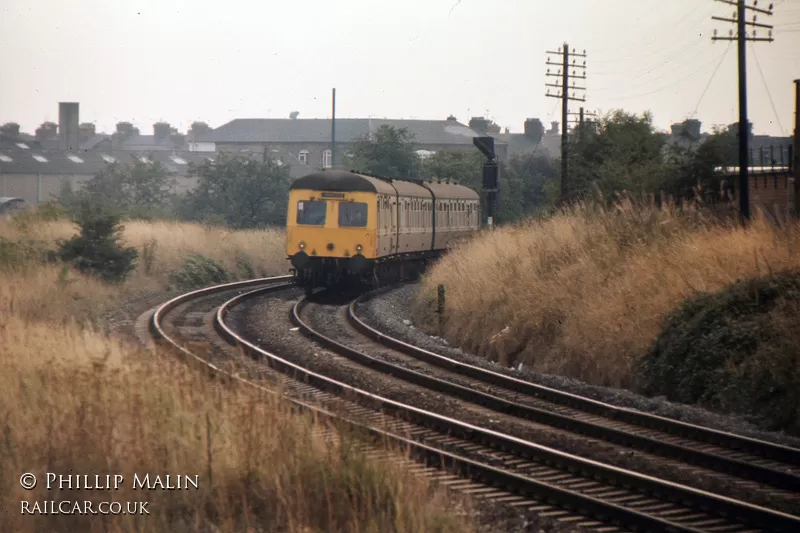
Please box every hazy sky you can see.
[1,0,798,138]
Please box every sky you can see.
[1,0,798,138]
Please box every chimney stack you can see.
[468,117,489,134]
[685,119,701,140]
[524,118,544,143]
[154,122,171,142]
[58,102,80,151]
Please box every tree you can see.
[506,153,560,214]
[421,149,531,223]
[421,150,483,190]
[346,125,421,178]
[567,110,670,200]
[181,154,292,228]
[662,125,738,203]
[58,198,138,283]
[59,158,175,218]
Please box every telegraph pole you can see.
[331,88,337,169]
[712,0,774,223]
[794,79,799,217]
[546,44,587,203]
[794,79,799,178]
[569,107,598,142]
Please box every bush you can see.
[169,254,235,290]
[636,270,800,433]
[57,199,138,284]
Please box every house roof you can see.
[0,146,316,179]
[197,118,498,147]
[119,135,178,151]
[493,133,561,159]
[81,135,112,150]
[0,135,44,150]
[0,149,215,176]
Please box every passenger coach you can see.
[285,169,480,291]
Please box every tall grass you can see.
[414,198,800,388]
[1,315,473,533]
[1,217,288,283]
[0,211,475,532]
[0,216,290,319]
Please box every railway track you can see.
[149,279,800,533]
[327,290,800,495]
[148,278,599,531]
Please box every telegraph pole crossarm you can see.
[545,43,588,204]
[711,0,775,223]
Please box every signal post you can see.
[473,136,499,228]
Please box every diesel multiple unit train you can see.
[285,169,481,291]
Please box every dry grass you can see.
[0,212,475,533]
[1,315,474,533]
[0,215,289,322]
[414,199,800,387]
[1,217,289,283]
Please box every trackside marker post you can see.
[437,284,445,332]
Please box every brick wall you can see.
[748,173,796,218]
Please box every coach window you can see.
[297,201,326,225]
[339,202,368,227]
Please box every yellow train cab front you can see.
[286,189,377,262]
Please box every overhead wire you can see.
[590,4,721,96]
[592,34,707,79]
[598,45,732,102]
[591,37,715,98]
[590,2,714,60]
[690,41,733,118]
[749,42,788,136]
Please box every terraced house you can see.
[191,115,513,170]
[0,143,213,206]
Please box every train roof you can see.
[291,170,386,192]
[290,170,479,200]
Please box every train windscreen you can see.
[338,202,368,227]
[297,201,326,225]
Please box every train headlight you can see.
[299,242,306,250]
[356,244,363,252]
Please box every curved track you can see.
[287,294,800,532]
[344,291,800,491]
[149,280,800,533]
[150,280,613,531]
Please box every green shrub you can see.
[168,254,234,290]
[636,270,800,433]
[57,199,138,284]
